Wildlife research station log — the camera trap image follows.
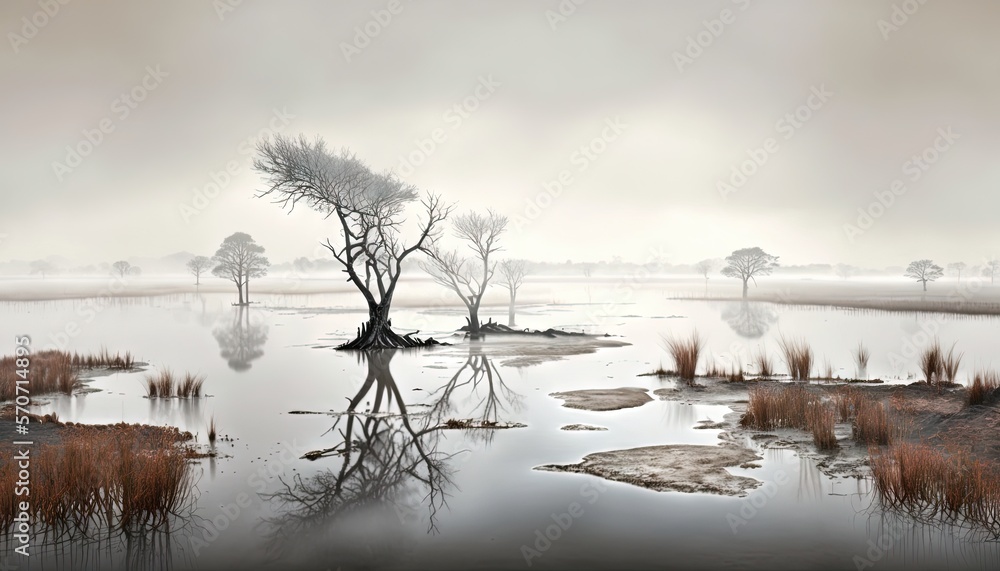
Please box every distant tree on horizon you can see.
[721,247,779,299]
[984,259,1000,285]
[835,263,857,280]
[421,210,508,339]
[127,266,142,277]
[212,232,268,306]
[111,260,131,277]
[30,260,54,279]
[187,255,212,286]
[904,259,944,291]
[497,258,528,327]
[947,261,967,284]
[695,259,716,293]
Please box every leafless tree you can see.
[30,260,54,279]
[186,255,212,286]
[984,259,1000,285]
[694,259,715,294]
[835,263,857,280]
[255,135,451,350]
[497,259,527,326]
[211,232,268,305]
[904,259,944,291]
[720,247,779,299]
[947,262,967,284]
[112,260,131,277]
[421,211,507,339]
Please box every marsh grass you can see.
[144,369,176,399]
[741,384,839,450]
[805,400,838,450]
[778,335,813,381]
[920,340,946,388]
[0,350,79,400]
[753,349,774,379]
[727,365,745,383]
[834,385,865,422]
[942,345,963,385]
[854,342,871,380]
[853,398,892,445]
[869,443,1000,537]
[177,373,206,398]
[69,348,136,370]
[208,416,217,443]
[663,330,704,384]
[968,369,1000,406]
[0,424,194,534]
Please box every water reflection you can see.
[722,301,778,339]
[213,306,269,371]
[260,350,454,568]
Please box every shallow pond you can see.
[1,280,999,570]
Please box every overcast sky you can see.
[1,0,998,267]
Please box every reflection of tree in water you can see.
[260,350,455,568]
[213,306,268,371]
[722,301,778,339]
[426,346,523,443]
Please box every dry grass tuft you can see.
[753,348,774,379]
[833,385,865,422]
[208,416,217,443]
[144,369,176,399]
[920,340,945,388]
[663,330,704,384]
[741,384,839,450]
[177,373,206,398]
[0,424,194,534]
[778,335,813,381]
[853,398,892,445]
[0,350,80,400]
[968,369,1000,407]
[853,342,871,380]
[805,400,838,450]
[869,443,1000,537]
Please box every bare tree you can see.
[254,135,451,349]
[694,259,715,294]
[127,266,142,276]
[497,259,527,327]
[111,260,131,277]
[835,263,857,280]
[947,262,967,284]
[30,260,54,279]
[243,249,270,305]
[720,247,779,299]
[187,255,212,286]
[212,232,266,305]
[421,211,508,339]
[984,259,1000,285]
[904,259,944,291]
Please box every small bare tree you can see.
[254,135,451,349]
[187,256,212,286]
[947,262,967,284]
[30,260,54,279]
[421,210,508,339]
[694,259,715,294]
[720,247,779,299]
[497,259,527,327]
[112,260,131,277]
[212,232,266,305]
[984,259,1000,285]
[904,259,944,291]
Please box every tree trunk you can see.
[742,279,749,299]
[338,301,436,350]
[244,278,250,305]
[235,279,244,305]
[467,311,482,340]
[507,292,516,327]
[922,280,927,292]
[195,274,201,286]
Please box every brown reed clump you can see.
[177,373,206,398]
[69,347,136,370]
[0,350,80,400]
[833,385,865,422]
[727,365,745,383]
[144,369,177,399]
[869,442,1000,537]
[0,424,194,533]
[941,344,963,385]
[740,384,812,430]
[208,416,217,443]
[805,400,839,450]
[919,340,945,388]
[853,342,871,380]
[753,348,774,379]
[663,330,704,384]
[778,335,813,381]
[853,398,892,445]
[968,369,1000,407]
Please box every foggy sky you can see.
[1,0,998,268]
